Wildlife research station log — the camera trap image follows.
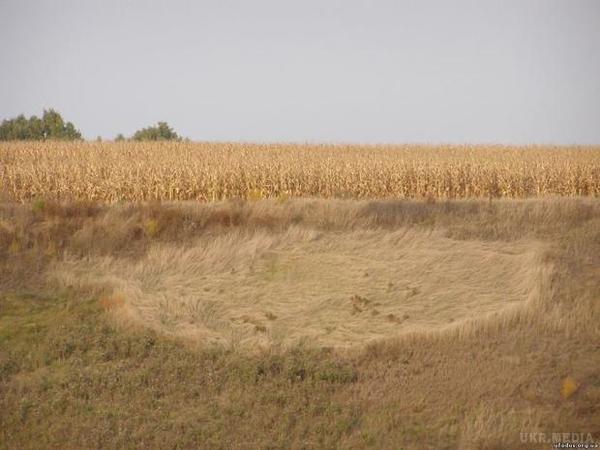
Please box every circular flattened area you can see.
[53,227,545,348]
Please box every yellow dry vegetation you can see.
[52,224,547,349]
[1,141,599,202]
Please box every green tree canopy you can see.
[0,109,82,141]
[132,122,180,141]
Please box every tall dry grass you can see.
[1,141,599,202]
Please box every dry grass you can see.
[1,197,599,449]
[51,226,546,349]
[1,141,599,202]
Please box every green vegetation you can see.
[0,112,182,142]
[0,109,82,141]
[0,292,362,449]
[131,121,180,141]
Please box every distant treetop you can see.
[0,109,82,141]
[131,122,180,141]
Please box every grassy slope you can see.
[1,199,599,449]
[0,292,367,449]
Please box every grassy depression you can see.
[1,198,599,449]
[52,227,547,349]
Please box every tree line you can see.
[0,110,181,141]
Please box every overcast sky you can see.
[1,0,599,144]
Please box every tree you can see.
[41,109,81,140]
[115,133,125,142]
[0,109,82,141]
[132,122,180,141]
[0,115,33,140]
[29,115,44,138]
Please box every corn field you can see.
[1,141,599,202]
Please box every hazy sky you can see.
[1,0,599,144]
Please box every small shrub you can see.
[145,219,160,237]
[560,376,579,399]
[32,199,46,213]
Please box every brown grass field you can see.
[0,142,599,449]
